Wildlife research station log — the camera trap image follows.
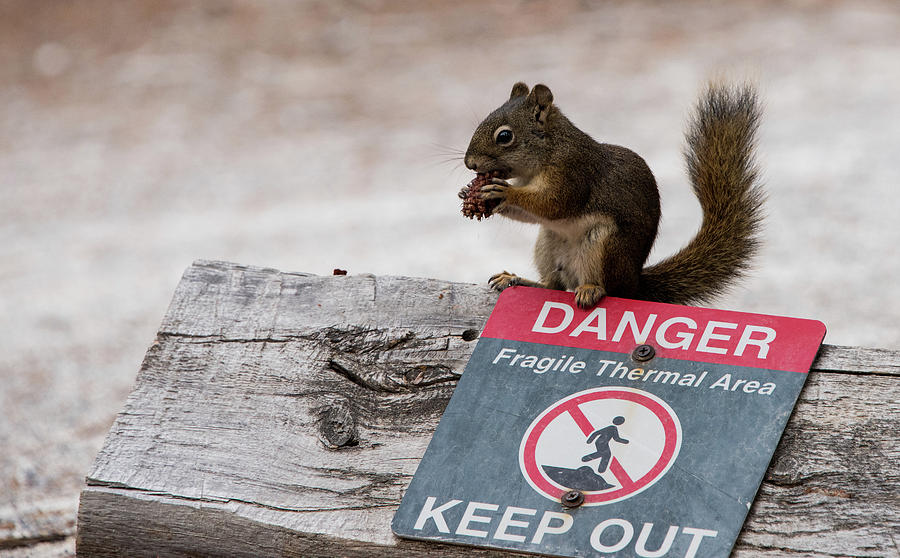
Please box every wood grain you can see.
[76,260,900,557]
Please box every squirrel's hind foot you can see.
[488,271,521,292]
[574,284,605,309]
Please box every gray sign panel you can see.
[393,287,825,557]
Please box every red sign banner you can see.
[481,287,826,373]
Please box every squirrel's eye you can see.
[494,126,514,146]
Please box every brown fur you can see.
[464,82,763,308]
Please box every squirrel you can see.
[460,81,764,309]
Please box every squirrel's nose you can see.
[464,155,477,171]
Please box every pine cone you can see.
[460,171,503,220]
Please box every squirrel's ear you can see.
[529,84,554,125]
[510,82,529,100]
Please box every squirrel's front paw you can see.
[479,178,511,201]
[489,270,521,292]
[574,284,605,309]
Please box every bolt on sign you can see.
[392,287,826,557]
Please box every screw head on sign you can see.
[632,344,655,362]
[561,490,584,508]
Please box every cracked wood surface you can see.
[76,260,900,557]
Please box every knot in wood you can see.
[320,403,358,449]
[766,454,803,485]
[461,329,479,341]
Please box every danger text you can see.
[532,302,776,359]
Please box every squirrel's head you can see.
[464,82,555,182]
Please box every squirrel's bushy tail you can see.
[638,83,764,305]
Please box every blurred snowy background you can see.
[1,1,898,554]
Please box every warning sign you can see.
[392,287,825,557]
[521,387,681,506]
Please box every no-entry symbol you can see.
[519,387,682,505]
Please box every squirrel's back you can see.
[638,83,764,305]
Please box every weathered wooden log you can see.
[75,260,900,557]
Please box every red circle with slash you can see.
[519,387,682,506]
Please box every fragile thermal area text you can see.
[492,348,778,395]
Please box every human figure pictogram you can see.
[581,416,629,474]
